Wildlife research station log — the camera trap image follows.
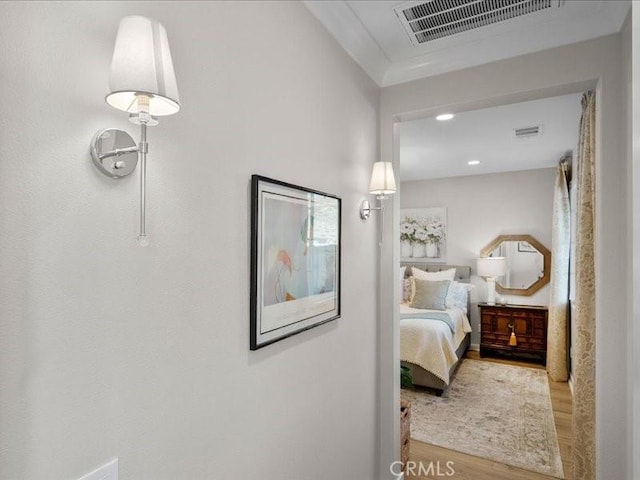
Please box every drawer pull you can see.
[508,323,518,346]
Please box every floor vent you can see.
[396,0,561,45]
[515,125,543,138]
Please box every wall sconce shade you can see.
[106,16,180,116]
[369,161,397,195]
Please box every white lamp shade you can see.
[369,162,397,195]
[106,16,180,116]
[477,257,507,278]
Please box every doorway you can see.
[376,78,617,479]
[395,93,580,478]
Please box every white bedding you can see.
[400,304,472,385]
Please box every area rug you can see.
[401,359,564,478]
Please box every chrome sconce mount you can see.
[90,128,138,179]
[359,195,389,220]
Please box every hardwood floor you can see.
[405,351,572,480]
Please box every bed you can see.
[400,264,472,396]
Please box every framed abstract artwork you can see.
[250,175,341,350]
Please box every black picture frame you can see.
[518,241,538,253]
[250,175,341,350]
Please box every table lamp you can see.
[477,257,507,305]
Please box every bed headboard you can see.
[401,263,471,283]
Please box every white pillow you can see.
[411,267,456,282]
[399,266,406,303]
[445,281,475,313]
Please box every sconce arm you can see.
[97,145,139,160]
[359,195,389,220]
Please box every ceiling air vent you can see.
[395,0,562,45]
[515,125,543,138]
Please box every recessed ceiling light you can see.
[468,160,480,166]
[436,113,454,121]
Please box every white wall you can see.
[380,34,629,480]
[622,10,635,480]
[629,5,640,480]
[401,168,555,346]
[0,2,381,479]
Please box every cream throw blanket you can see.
[400,304,472,384]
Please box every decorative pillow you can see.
[445,281,475,313]
[399,266,406,303]
[411,267,456,282]
[402,278,412,303]
[409,278,451,310]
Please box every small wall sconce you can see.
[360,161,397,220]
[477,256,507,305]
[90,15,180,246]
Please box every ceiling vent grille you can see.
[515,125,543,138]
[396,0,561,45]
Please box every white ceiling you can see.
[399,92,582,181]
[303,1,615,180]
[304,0,630,86]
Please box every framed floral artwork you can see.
[400,207,447,263]
[250,175,341,350]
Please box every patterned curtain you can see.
[572,90,596,480]
[546,161,570,381]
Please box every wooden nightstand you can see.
[478,303,548,365]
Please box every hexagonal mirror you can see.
[480,234,551,296]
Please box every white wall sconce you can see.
[477,256,507,305]
[90,15,180,246]
[360,162,397,220]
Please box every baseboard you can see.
[568,373,574,397]
[469,343,480,352]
